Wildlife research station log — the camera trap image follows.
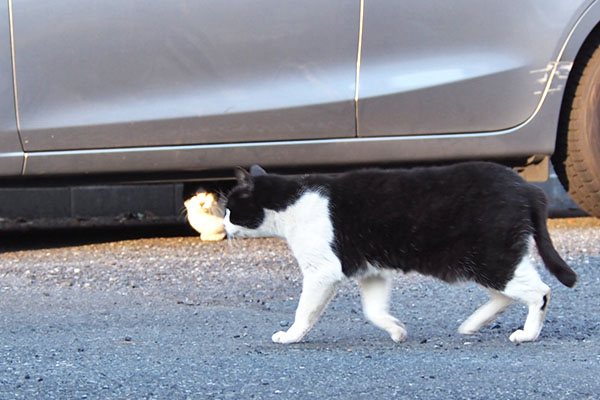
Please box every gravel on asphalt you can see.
[0,217,598,399]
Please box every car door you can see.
[357,0,591,136]
[0,2,22,176]
[12,0,358,152]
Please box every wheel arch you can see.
[554,2,600,182]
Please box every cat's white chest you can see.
[283,192,343,277]
[283,192,333,243]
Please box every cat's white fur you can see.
[225,191,551,344]
[184,192,226,241]
[502,255,550,342]
[226,191,345,343]
[459,237,550,343]
[359,275,407,342]
[458,290,514,335]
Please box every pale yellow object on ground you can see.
[184,192,226,241]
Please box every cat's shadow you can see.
[0,223,196,253]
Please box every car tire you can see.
[553,31,600,218]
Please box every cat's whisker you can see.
[216,188,227,200]
[224,235,242,252]
[178,206,188,217]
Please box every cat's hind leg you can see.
[359,275,407,343]
[501,257,551,343]
[272,272,340,344]
[458,289,514,335]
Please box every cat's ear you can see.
[234,167,253,189]
[249,165,267,177]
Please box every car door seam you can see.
[354,0,365,138]
[7,0,24,156]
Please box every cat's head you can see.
[224,165,273,238]
[184,191,214,211]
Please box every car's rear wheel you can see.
[553,31,600,217]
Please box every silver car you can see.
[1,1,600,216]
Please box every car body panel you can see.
[13,0,358,152]
[357,0,592,136]
[23,69,567,177]
[2,0,600,180]
[560,0,600,61]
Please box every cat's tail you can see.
[530,187,578,288]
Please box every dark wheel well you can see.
[552,23,600,217]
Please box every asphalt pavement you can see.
[0,218,598,399]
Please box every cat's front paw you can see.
[272,330,302,344]
[389,325,408,343]
[509,329,537,343]
[457,322,479,335]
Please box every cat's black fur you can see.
[227,161,576,290]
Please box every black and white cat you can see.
[223,162,577,344]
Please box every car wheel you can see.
[553,31,600,218]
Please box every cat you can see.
[184,191,226,241]
[223,162,577,344]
